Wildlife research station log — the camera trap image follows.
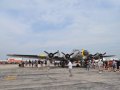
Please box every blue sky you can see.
[0,0,120,59]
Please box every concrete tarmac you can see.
[0,64,120,90]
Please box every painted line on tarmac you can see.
[4,75,17,80]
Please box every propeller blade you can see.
[94,54,97,56]
[44,51,49,55]
[70,53,74,56]
[103,52,106,55]
[54,51,59,55]
[61,52,66,55]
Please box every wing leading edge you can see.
[7,54,46,59]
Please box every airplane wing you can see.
[7,54,46,59]
[103,55,115,57]
[7,54,79,61]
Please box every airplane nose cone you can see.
[49,53,54,58]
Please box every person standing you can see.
[29,60,31,67]
[112,60,116,72]
[68,60,73,77]
[86,60,90,71]
[44,59,47,66]
[31,60,34,67]
[116,60,119,71]
[98,59,103,73]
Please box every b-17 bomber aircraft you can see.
[7,49,115,67]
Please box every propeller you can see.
[44,51,59,59]
[93,52,115,60]
[61,52,74,60]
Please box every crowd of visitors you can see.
[18,59,120,77]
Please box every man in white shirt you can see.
[98,59,103,73]
[68,60,73,77]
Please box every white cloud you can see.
[0,0,120,59]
